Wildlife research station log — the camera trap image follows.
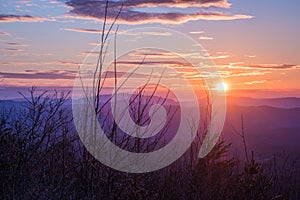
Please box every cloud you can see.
[6,42,28,47]
[210,55,229,59]
[98,71,152,79]
[129,50,213,60]
[124,0,231,8]
[218,64,300,71]
[0,70,151,80]
[116,60,193,67]
[0,31,11,36]
[189,31,203,34]
[0,48,23,52]
[129,51,178,59]
[225,71,269,77]
[0,61,82,66]
[244,80,267,85]
[53,61,82,66]
[0,70,77,80]
[1,52,53,57]
[60,28,102,34]
[198,36,213,40]
[64,0,253,24]
[66,0,231,10]
[246,55,256,58]
[0,14,50,23]
[249,64,298,70]
[118,31,172,36]
[215,63,300,79]
[61,27,173,37]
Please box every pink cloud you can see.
[60,28,102,34]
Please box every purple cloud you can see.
[0,70,77,80]
[0,31,11,36]
[64,0,253,24]
[0,14,50,23]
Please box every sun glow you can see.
[216,82,229,91]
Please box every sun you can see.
[216,82,229,91]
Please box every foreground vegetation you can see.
[0,88,299,199]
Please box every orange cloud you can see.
[244,80,267,85]
[222,64,299,71]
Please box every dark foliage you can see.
[0,88,299,199]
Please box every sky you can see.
[0,0,300,99]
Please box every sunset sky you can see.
[1,0,300,99]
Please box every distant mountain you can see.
[1,96,300,163]
[228,96,300,108]
[222,104,300,162]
